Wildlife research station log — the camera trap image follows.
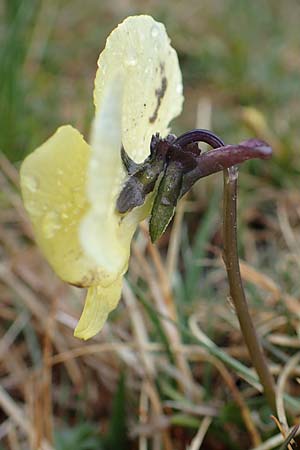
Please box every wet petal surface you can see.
[80,77,130,279]
[94,15,183,163]
[20,126,105,287]
[80,15,183,278]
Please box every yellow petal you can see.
[80,16,183,278]
[94,15,183,163]
[74,277,123,340]
[20,125,108,287]
[80,75,130,278]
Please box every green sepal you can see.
[117,154,165,213]
[149,161,183,242]
[116,136,174,214]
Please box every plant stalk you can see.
[174,128,275,410]
[223,166,276,413]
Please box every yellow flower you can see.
[20,15,183,339]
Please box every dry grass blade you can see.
[278,425,300,450]
[7,426,21,450]
[0,154,20,186]
[276,352,300,425]
[187,417,212,450]
[239,260,300,319]
[269,335,300,348]
[189,315,262,446]
[163,401,218,417]
[0,170,33,238]
[278,204,300,256]
[122,279,155,376]
[166,198,186,280]
[0,386,54,450]
[29,322,54,448]
[0,264,82,385]
[0,312,29,359]
[250,425,300,450]
[122,280,174,449]
[138,382,150,450]
[0,386,30,433]
[132,237,197,398]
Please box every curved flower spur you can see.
[20,15,272,340]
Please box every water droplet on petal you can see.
[176,83,182,94]
[90,160,99,170]
[26,200,39,215]
[23,175,39,192]
[42,211,61,239]
[151,25,159,38]
[72,186,84,206]
[125,50,137,67]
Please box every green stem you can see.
[223,166,276,413]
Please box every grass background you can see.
[1,0,300,449]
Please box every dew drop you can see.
[72,187,84,205]
[42,211,61,239]
[176,83,182,94]
[23,175,39,192]
[151,25,159,38]
[90,159,99,170]
[125,50,137,67]
[153,40,160,52]
[26,200,39,215]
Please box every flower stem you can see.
[176,129,276,410]
[223,166,276,413]
[180,137,272,196]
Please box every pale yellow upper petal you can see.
[94,15,183,163]
[74,277,123,340]
[80,75,130,279]
[20,125,107,287]
[79,16,183,279]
